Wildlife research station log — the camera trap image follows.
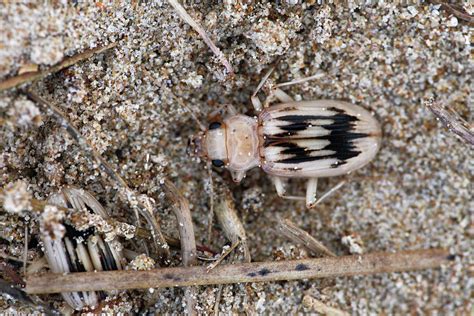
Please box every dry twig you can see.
[206,241,240,272]
[277,218,337,257]
[162,179,197,315]
[26,248,452,294]
[0,43,117,92]
[24,91,170,259]
[425,99,474,146]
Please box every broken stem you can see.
[425,99,474,146]
[277,218,337,257]
[0,42,117,92]
[26,248,451,294]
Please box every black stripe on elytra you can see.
[266,107,369,167]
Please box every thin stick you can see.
[277,218,337,257]
[162,179,197,315]
[425,99,474,146]
[0,252,28,263]
[206,241,240,272]
[167,0,233,75]
[25,248,452,294]
[23,226,28,275]
[0,43,117,92]
[24,91,169,259]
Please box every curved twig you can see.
[162,179,197,315]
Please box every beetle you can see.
[191,72,382,208]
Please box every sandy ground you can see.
[0,1,472,314]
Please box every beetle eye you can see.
[209,122,221,130]
[211,159,225,167]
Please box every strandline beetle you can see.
[191,71,382,208]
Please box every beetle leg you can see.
[263,87,294,108]
[306,178,318,208]
[231,170,246,183]
[251,95,263,112]
[251,67,275,112]
[273,176,305,201]
[275,72,325,89]
[312,180,346,207]
[272,88,293,103]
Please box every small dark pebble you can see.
[446,254,456,261]
[295,264,309,271]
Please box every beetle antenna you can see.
[175,96,207,131]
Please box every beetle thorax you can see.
[205,114,260,172]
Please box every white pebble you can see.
[447,16,458,27]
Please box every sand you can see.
[0,1,472,314]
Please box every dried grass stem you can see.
[26,248,451,294]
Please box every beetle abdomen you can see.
[258,100,381,178]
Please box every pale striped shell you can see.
[41,187,124,311]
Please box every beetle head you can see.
[189,120,228,168]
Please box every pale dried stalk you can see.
[302,295,349,316]
[167,0,233,75]
[277,218,336,257]
[25,91,170,259]
[26,249,451,294]
[162,179,197,315]
[426,99,474,146]
[0,43,117,92]
[215,192,251,262]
